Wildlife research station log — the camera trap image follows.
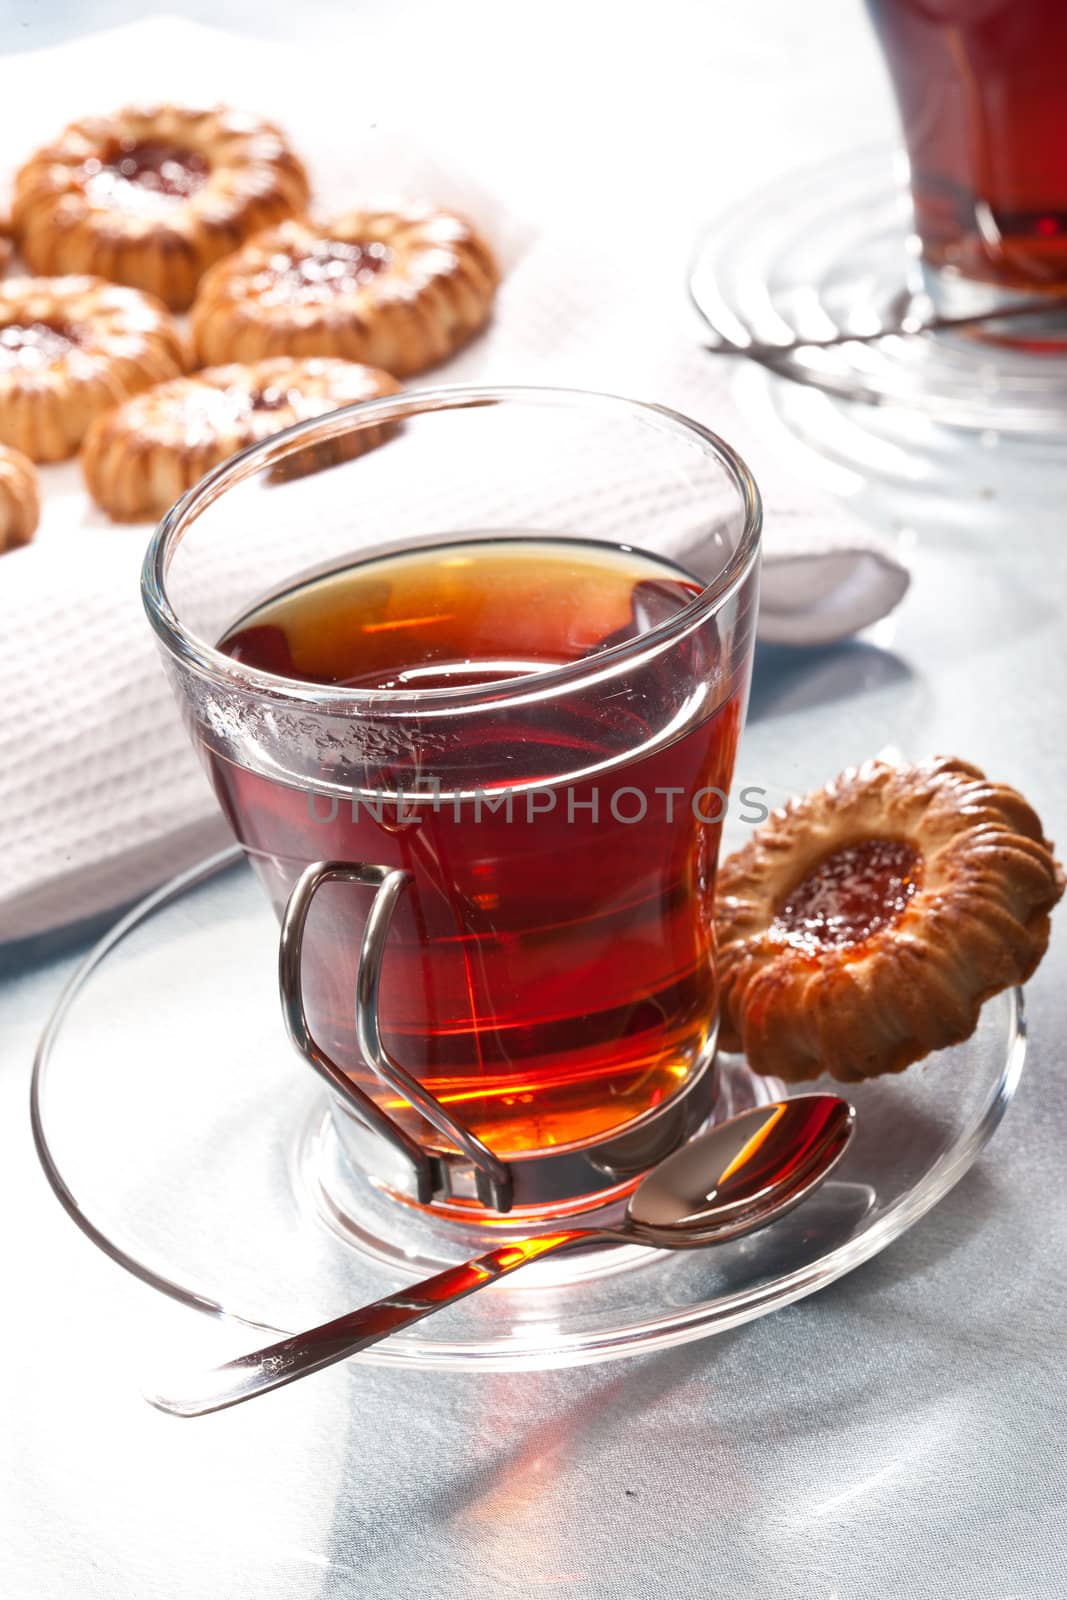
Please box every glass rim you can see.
[141,383,762,714]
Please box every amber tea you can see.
[215,538,746,1160]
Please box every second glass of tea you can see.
[868,0,1067,312]
[143,388,761,1222]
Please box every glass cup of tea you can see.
[867,0,1067,313]
[143,387,761,1222]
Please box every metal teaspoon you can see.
[148,1093,854,1417]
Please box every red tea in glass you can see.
[216,538,744,1159]
[867,0,1067,301]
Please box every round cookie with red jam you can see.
[81,356,400,521]
[190,206,499,375]
[0,443,40,551]
[12,105,310,311]
[0,275,189,462]
[715,757,1064,1082]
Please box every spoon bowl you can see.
[626,1094,855,1244]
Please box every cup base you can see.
[919,262,1067,346]
[325,1033,735,1225]
[299,1050,784,1271]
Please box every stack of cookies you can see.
[0,103,499,546]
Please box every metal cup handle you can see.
[278,860,513,1213]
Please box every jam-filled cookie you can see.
[13,105,310,312]
[191,206,498,374]
[716,757,1063,1082]
[81,356,400,520]
[0,443,39,550]
[0,276,188,461]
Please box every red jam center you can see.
[268,239,392,300]
[772,837,921,951]
[84,141,209,204]
[0,321,76,368]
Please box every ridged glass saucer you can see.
[32,849,1024,1371]
[689,144,1067,434]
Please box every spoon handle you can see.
[705,295,1067,361]
[146,1230,587,1417]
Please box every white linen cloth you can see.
[0,19,909,939]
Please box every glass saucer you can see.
[32,848,1024,1371]
[689,143,1067,435]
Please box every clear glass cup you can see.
[142,386,761,1220]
